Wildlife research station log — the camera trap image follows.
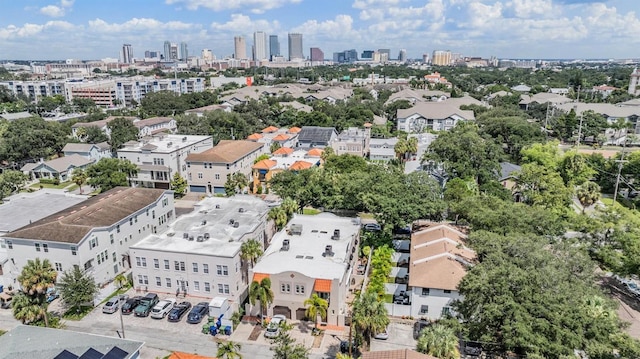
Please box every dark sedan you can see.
[121,296,142,315]
[186,302,209,324]
[167,301,192,322]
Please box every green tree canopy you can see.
[107,117,138,150]
[56,266,98,313]
[86,158,137,192]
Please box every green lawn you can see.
[303,208,321,215]
[30,181,72,190]
[383,293,393,303]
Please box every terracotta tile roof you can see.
[314,279,332,292]
[186,140,264,164]
[169,352,217,359]
[252,159,278,170]
[272,147,294,156]
[361,349,437,359]
[247,133,263,141]
[307,148,324,157]
[288,127,302,133]
[272,134,290,141]
[289,161,313,171]
[253,273,270,283]
[262,126,279,133]
[6,187,167,244]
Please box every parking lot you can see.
[370,320,417,352]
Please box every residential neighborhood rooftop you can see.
[118,134,212,154]
[252,213,360,280]
[130,195,269,258]
[186,140,264,163]
[62,141,110,153]
[5,187,168,243]
[0,190,87,233]
[20,154,94,173]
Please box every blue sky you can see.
[0,0,638,60]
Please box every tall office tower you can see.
[269,35,280,60]
[422,54,430,64]
[361,50,374,60]
[201,49,214,62]
[163,41,171,61]
[310,47,324,62]
[145,50,151,58]
[179,42,188,61]
[398,49,407,63]
[378,48,390,59]
[234,36,247,60]
[629,68,640,95]
[170,43,179,61]
[288,33,304,60]
[253,31,268,61]
[432,50,452,66]
[121,44,133,64]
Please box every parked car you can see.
[393,225,412,235]
[363,223,382,232]
[167,301,192,322]
[150,298,177,319]
[121,296,142,315]
[102,296,125,314]
[46,288,60,303]
[134,293,159,317]
[339,340,360,356]
[356,264,366,275]
[625,281,640,297]
[465,341,483,356]
[186,302,209,324]
[413,320,431,339]
[374,327,389,340]
[264,315,286,338]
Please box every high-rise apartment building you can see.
[201,49,214,62]
[269,35,280,60]
[163,41,171,61]
[253,31,268,61]
[121,44,133,64]
[170,43,179,61]
[180,42,188,61]
[432,50,452,66]
[288,33,303,60]
[361,50,374,60]
[234,36,247,60]
[310,47,324,62]
[398,49,407,63]
[144,50,159,59]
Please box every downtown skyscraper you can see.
[253,31,268,61]
[288,33,303,61]
[234,36,247,60]
[121,44,133,64]
[269,35,280,60]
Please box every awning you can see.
[314,279,332,292]
[252,273,270,283]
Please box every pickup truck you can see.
[134,293,159,317]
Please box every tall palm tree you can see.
[17,258,57,327]
[249,278,274,325]
[268,207,288,230]
[576,181,601,213]
[12,292,46,325]
[304,293,328,329]
[281,197,298,217]
[352,291,389,349]
[71,169,88,194]
[240,240,263,284]
[416,323,460,359]
[217,340,243,359]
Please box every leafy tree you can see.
[558,151,596,187]
[416,323,460,359]
[270,322,310,359]
[0,116,69,163]
[140,91,189,117]
[323,154,368,173]
[170,172,187,198]
[71,98,96,113]
[16,258,57,327]
[107,117,138,151]
[352,291,389,349]
[71,169,87,194]
[56,266,98,314]
[83,126,109,144]
[268,207,288,231]
[477,113,545,161]
[515,163,572,210]
[86,158,137,192]
[520,141,561,168]
[254,153,271,164]
[0,170,28,200]
[217,341,243,359]
[304,294,328,329]
[225,172,249,196]
[576,181,601,213]
[249,278,274,325]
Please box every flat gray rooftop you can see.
[131,195,269,257]
[0,190,87,233]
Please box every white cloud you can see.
[210,14,280,33]
[40,5,65,17]
[353,0,408,10]
[292,15,355,38]
[0,21,76,39]
[466,1,504,28]
[166,0,301,14]
[60,0,75,7]
[506,0,553,18]
[88,18,197,33]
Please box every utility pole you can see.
[613,129,629,206]
[574,85,583,147]
[118,294,126,338]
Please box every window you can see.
[442,307,452,316]
[174,261,185,271]
[116,225,120,233]
[281,283,291,293]
[295,284,305,295]
[198,172,203,179]
[194,281,200,291]
[55,262,63,271]
[6,241,12,249]
[137,275,148,285]
[203,264,209,274]
[419,305,429,315]
[43,243,48,252]
[421,288,430,296]
[135,215,138,223]
[129,218,133,226]
[217,265,228,276]
[156,277,162,286]
[35,243,41,252]
[136,257,141,267]
[71,246,77,255]
[112,252,116,262]
[166,278,172,287]
[154,259,159,269]
[164,260,170,270]
[89,237,99,249]
[204,282,211,292]
[443,289,452,294]
[218,284,230,294]
[152,210,155,219]
[110,234,114,244]
[215,174,220,180]
[193,263,198,273]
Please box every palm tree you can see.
[249,278,274,325]
[12,292,46,325]
[217,340,243,359]
[240,240,263,284]
[72,168,88,194]
[114,273,128,289]
[416,323,460,359]
[281,197,298,217]
[352,291,389,349]
[304,293,328,329]
[17,258,57,327]
[268,207,288,230]
[576,181,601,213]
[233,172,249,194]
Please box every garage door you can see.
[296,308,308,321]
[189,185,206,193]
[273,305,292,319]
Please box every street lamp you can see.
[118,294,126,339]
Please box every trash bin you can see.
[209,326,218,336]
[224,326,231,335]
[202,323,210,334]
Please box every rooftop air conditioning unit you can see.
[182,136,187,142]
[233,222,240,228]
[282,239,290,251]
[183,233,189,239]
[197,236,204,242]
[167,142,172,147]
[201,220,207,225]
[238,208,245,213]
[215,204,221,209]
[188,235,194,241]
[229,219,235,225]
[323,245,334,257]
[332,229,340,240]
[204,233,210,240]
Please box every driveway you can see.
[370,320,417,352]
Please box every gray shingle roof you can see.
[297,126,338,144]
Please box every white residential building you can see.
[250,213,361,326]
[117,134,213,190]
[2,187,174,287]
[129,195,272,302]
[397,99,477,133]
[369,137,398,162]
[62,142,112,162]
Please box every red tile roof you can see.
[247,133,263,140]
[307,148,324,157]
[253,273,270,283]
[288,126,302,133]
[289,161,313,171]
[273,147,294,155]
[262,126,279,133]
[252,159,278,170]
[272,134,290,141]
[314,279,332,292]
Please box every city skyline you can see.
[0,0,639,61]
